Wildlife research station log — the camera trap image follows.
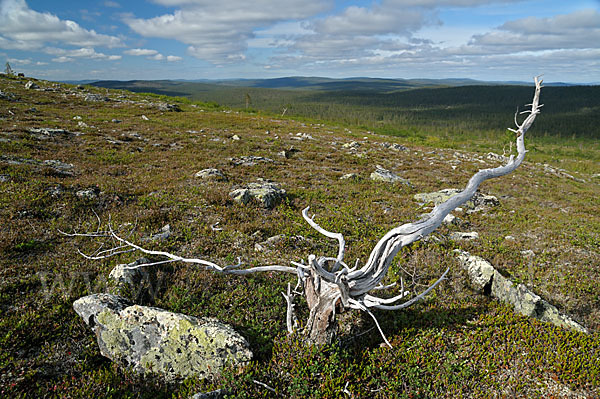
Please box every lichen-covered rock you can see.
[340,173,359,180]
[228,156,273,167]
[195,168,227,181]
[456,250,588,333]
[157,103,182,112]
[449,231,479,241]
[455,250,494,292]
[414,189,498,211]
[73,294,253,380]
[229,181,285,208]
[370,166,411,185]
[109,258,150,289]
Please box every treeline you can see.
[90,80,600,140]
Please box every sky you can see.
[0,0,599,83]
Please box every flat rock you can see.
[0,155,75,176]
[342,141,360,149]
[455,250,588,333]
[340,173,359,180]
[455,250,494,292]
[449,231,479,241]
[73,293,253,380]
[195,168,227,181]
[414,188,498,211]
[84,94,109,102]
[109,258,150,289]
[370,166,411,185]
[28,127,73,136]
[228,156,273,167]
[229,181,285,208]
[157,103,182,112]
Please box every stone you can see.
[143,224,171,242]
[109,258,150,289]
[1,155,75,176]
[195,168,227,181]
[28,127,72,136]
[192,390,226,399]
[157,103,182,112]
[340,173,359,180]
[455,250,494,292]
[254,234,285,252]
[24,80,39,90]
[42,160,75,176]
[370,166,411,185]
[229,181,285,208]
[84,94,109,102]
[342,141,360,149]
[381,142,407,151]
[414,189,498,211]
[278,147,300,159]
[73,294,253,380]
[0,89,15,101]
[228,156,274,167]
[108,258,160,301]
[449,231,479,241]
[141,115,149,121]
[521,249,535,259]
[0,174,10,183]
[455,250,588,333]
[76,187,99,200]
[442,213,457,225]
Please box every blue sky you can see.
[1,0,598,83]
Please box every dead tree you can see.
[4,62,14,76]
[67,77,544,346]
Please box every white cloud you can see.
[468,9,600,53]
[45,46,122,61]
[52,56,71,63]
[123,0,332,64]
[124,48,159,56]
[310,5,427,36]
[103,1,121,8]
[124,47,178,61]
[0,0,123,50]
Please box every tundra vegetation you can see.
[1,73,599,398]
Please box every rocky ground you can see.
[0,74,599,398]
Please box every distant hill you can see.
[87,77,599,139]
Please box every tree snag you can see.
[66,76,544,347]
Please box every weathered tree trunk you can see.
[303,274,343,345]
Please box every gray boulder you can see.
[229,181,286,208]
[73,293,253,380]
[109,258,150,289]
[195,168,227,181]
[370,166,411,185]
[455,250,588,333]
[449,231,479,241]
[84,94,109,102]
[228,156,274,167]
[157,103,182,112]
[455,250,494,292]
[414,188,498,211]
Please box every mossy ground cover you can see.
[0,74,598,398]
